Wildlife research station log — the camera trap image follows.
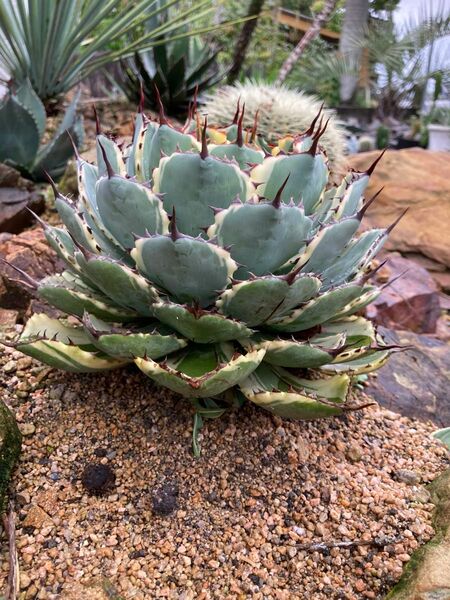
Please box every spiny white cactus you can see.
[205,80,346,169]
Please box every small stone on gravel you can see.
[22,505,53,529]
[395,469,421,485]
[20,422,35,436]
[151,482,178,516]
[81,463,116,496]
[3,360,16,373]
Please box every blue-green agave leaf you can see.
[299,217,361,274]
[432,428,450,450]
[209,201,312,279]
[82,313,186,359]
[135,344,265,398]
[0,92,40,167]
[96,173,169,249]
[75,254,159,316]
[217,274,321,327]
[15,314,127,373]
[137,123,197,182]
[239,363,349,418]
[242,334,343,368]
[251,153,328,213]
[152,301,253,343]
[320,348,393,375]
[268,284,367,332]
[209,143,264,169]
[38,273,139,322]
[132,235,236,308]
[96,134,126,177]
[154,152,254,237]
[15,79,46,139]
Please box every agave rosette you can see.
[9,98,403,453]
[0,79,83,182]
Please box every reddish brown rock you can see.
[348,149,450,268]
[22,505,54,529]
[0,163,30,189]
[0,308,18,328]
[435,315,450,342]
[64,578,120,600]
[366,254,441,333]
[401,252,450,293]
[433,271,450,293]
[0,188,45,234]
[0,228,63,315]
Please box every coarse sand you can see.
[1,335,449,600]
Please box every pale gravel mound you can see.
[0,335,448,600]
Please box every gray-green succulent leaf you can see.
[0,80,82,182]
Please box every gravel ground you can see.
[0,325,449,600]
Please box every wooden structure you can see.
[275,7,340,45]
[276,7,370,91]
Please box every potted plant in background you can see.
[426,107,450,151]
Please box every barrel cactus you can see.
[205,81,346,169]
[6,97,403,455]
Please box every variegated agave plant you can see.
[7,98,403,455]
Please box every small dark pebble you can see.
[151,482,178,516]
[385,544,396,556]
[49,473,60,481]
[22,526,35,535]
[129,549,146,559]
[321,486,331,504]
[43,539,58,549]
[249,573,264,587]
[379,575,400,595]
[93,447,108,458]
[142,414,154,430]
[81,463,116,496]
[207,491,218,503]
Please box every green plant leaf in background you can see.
[432,427,450,450]
[0,0,257,103]
[0,80,83,182]
[119,35,222,116]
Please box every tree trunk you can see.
[275,0,337,86]
[339,0,369,103]
[227,0,266,85]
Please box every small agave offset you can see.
[7,95,404,455]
